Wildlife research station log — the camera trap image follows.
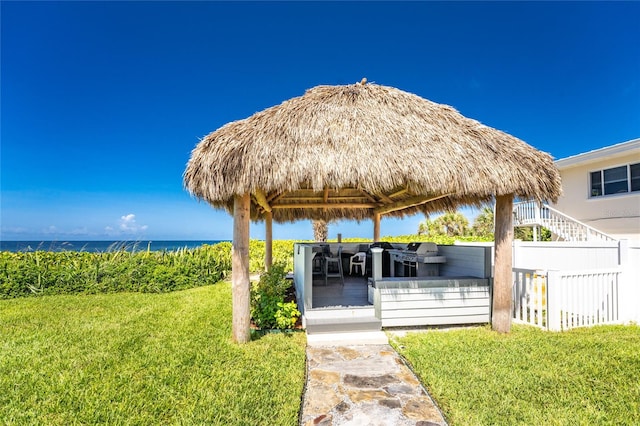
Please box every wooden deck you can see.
[311,273,371,308]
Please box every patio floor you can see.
[311,273,371,309]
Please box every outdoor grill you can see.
[394,242,446,277]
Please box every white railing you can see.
[512,268,547,329]
[513,201,616,242]
[512,267,622,331]
[547,268,621,331]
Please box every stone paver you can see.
[300,345,446,426]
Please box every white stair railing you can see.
[513,201,616,242]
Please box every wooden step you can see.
[306,330,388,346]
[305,316,382,334]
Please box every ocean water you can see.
[0,240,228,253]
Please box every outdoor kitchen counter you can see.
[369,276,489,289]
[367,276,492,327]
[387,249,447,278]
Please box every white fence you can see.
[512,268,622,331]
[512,240,621,270]
[512,268,547,329]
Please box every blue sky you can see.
[2,1,639,241]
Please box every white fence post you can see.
[512,268,547,329]
[617,239,631,323]
[371,248,383,282]
[547,270,561,331]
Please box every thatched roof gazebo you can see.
[184,79,561,343]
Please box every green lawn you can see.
[0,283,307,425]
[5,283,639,426]
[391,324,640,426]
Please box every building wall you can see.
[553,151,640,241]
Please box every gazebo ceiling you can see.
[245,186,468,223]
[184,80,561,222]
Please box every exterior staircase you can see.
[513,201,617,242]
[303,307,387,346]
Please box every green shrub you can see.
[208,242,232,273]
[0,243,231,299]
[250,263,300,330]
[274,301,301,329]
[249,239,295,273]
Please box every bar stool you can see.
[324,246,344,285]
[349,252,366,276]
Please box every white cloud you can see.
[69,227,90,235]
[0,226,30,236]
[43,225,58,235]
[115,213,148,235]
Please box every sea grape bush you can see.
[249,240,295,272]
[0,244,230,299]
[0,240,296,299]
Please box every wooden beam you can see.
[492,194,514,333]
[232,193,251,344]
[265,211,272,270]
[283,196,370,202]
[373,212,381,242]
[253,189,272,213]
[358,189,379,203]
[373,194,452,216]
[376,192,394,204]
[268,192,286,204]
[388,187,409,199]
[272,203,376,209]
[323,187,330,203]
[361,188,393,204]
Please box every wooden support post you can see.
[265,211,273,270]
[492,194,514,333]
[232,193,251,343]
[373,213,381,242]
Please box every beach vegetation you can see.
[0,245,228,298]
[1,234,494,300]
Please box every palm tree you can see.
[472,206,494,238]
[418,212,469,236]
[436,212,469,236]
[417,216,435,236]
[312,220,328,242]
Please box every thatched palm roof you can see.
[184,80,561,222]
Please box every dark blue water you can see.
[0,240,228,253]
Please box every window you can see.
[590,171,602,196]
[590,163,640,197]
[631,163,640,192]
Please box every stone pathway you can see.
[300,345,446,426]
